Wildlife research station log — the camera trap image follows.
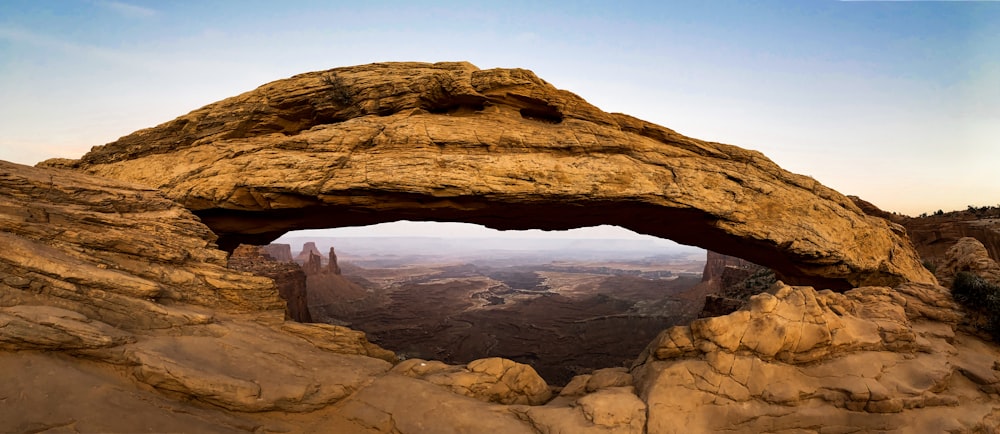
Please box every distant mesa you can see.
[295,242,323,265]
[44,61,933,290]
[263,243,294,262]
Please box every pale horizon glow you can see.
[277,222,696,247]
[1,1,998,218]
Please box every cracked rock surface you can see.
[44,61,934,290]
[633,281,1000,433]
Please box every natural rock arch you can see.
[45,61,934,290]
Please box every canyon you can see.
[276,238,706,384]
[2,62,998,432]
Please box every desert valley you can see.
[255,235,707,384]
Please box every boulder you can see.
[936,236,1000,287]
[43,62,933,290]
[393,357,552,405]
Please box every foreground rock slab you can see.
[44,61,933,290]
[633,282,1000,433]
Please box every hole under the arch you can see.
[232,221,776,385]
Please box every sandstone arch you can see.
[45,62,934,290]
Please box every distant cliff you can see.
[228,245,312,322]
[698,251,775,318]
[263,243,294,262]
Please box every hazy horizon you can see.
[277,222,695,242]
[274,223,707,263]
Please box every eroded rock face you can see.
[936,237,1000,287]
[0,160,282,328]
[632,282,998,433]
[907,216,1000,269]
[697,250,775,317]
[850,196,1000,273]
[295,241,323,265]
[262,243,294,262]
[43,61,933,290]
[0,161,397,430]
[6,61,999,432]
[393,357,552,405]
[227,244,312,322]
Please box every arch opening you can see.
[228,221,780,384]
[199,195,853,291]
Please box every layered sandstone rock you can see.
[227,244,312,322]
[263,242,295,262]
[6,61,1000,432]
[850,196,1000,272]
[935,237,1000,287]
[393,357,552,405]
[697,250,775,317]
[632,282,998,433]
[44,61,933,290]
[0,161,396,431]
[906,216,1000,268]
[0,160,282,328]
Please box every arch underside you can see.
[46,61,934,291]
[197,194,881,292]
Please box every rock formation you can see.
[328,247,342,274]
[701,250,758,283]
[850,196,1000,272]
[5,62,999,432]
[302,244,374,324]
[906,216,1000,269]
[43,61,933,290]
[0,160,397,431]
[227,244,312,322]
[295,241,323,265]
[0,161,283,325]
[263,242,295,262]
[935,237,1000,288]
[697,251,775,317]
[633,281,1000,433]
[302,251,324,275]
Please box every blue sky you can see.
[1,1,998,223]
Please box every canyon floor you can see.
[300,242,708,384]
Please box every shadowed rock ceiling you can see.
[43,61,935,291]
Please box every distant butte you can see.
[44,61,933,290]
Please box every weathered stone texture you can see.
[227,244,312,322]
[2,62,997,432]
[0,160,282,328]
[44,61,934,290]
